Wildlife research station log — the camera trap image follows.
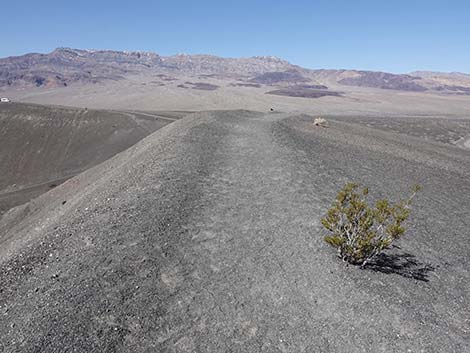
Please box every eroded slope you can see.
[0,103,177,213]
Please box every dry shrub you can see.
[321,183,421,267]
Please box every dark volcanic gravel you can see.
[266,88,342,98]
[0,111,469,352]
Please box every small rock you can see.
[313,117,328,127]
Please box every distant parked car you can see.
[1,97,11,103]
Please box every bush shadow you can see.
[365,250,435,282]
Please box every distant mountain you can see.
[1,48,469,94]
[337,71,427,92]
[410,71,470,79]
[409,71,470,94]
[0,48,298,88]
[310,69,470,94]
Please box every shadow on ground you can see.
[365,250,435,282]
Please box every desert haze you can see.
[1,46,470,353]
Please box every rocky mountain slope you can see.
[2,48,470,94]
[310,69,470,94]
[0,48,298,88]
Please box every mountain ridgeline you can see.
[1,48,470,94]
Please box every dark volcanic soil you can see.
[266,88,342,98]
[184,82,220,90]
[0,111,469,352]
[230,83,262,88]
[0,103,177,214]
[249,70,310,85]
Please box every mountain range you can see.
[2,48,470,95]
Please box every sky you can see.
[3,0,470,73]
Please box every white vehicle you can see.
[1,97,11,103]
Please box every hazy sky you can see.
[3,0,470,73]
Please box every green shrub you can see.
[321,183,421,267]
